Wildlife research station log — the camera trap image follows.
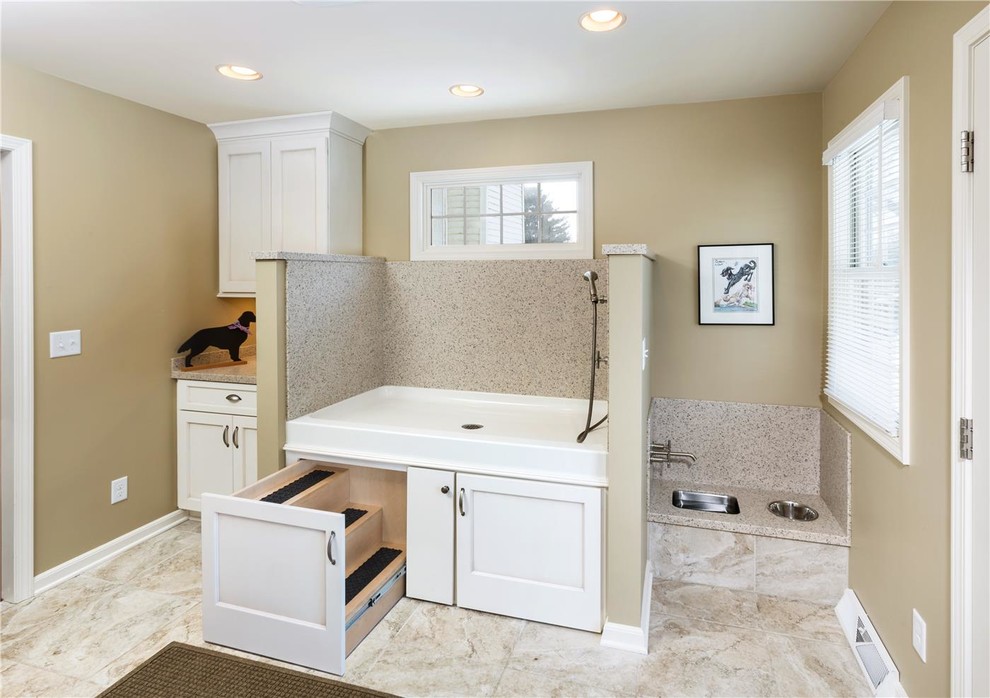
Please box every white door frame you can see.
[0,134,35,603]
[951,7,990,696]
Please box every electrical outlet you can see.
[49,330,82,358]
[111,476,128,505]
[912,608,927,662]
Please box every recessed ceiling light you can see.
[449,84,484,98]
[579,8,626,32]
[217,65,263,81]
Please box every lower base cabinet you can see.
[202,460,406,675]
[406,467,603,632]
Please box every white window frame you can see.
[823,76,911,464]
[409,161,594,261]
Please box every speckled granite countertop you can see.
[649,474,850,547]
[170,346,257,385]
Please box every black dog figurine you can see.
[178,311,256,367]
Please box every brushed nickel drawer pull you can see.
[327,531,337,565]
[222,425,230,448]
[232,426,239,448]
[226,394,242,403]
[459,488,466,517]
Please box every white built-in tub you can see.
[284,386,608,486]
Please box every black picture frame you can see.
[697,243,775,326]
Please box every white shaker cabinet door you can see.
[218,138,271,295]
[202,492,347,675]
[406,467,455,604]
[177,410,233,512]
[271,134,328,254]
[455,473,603,632]
[231,415,258,492]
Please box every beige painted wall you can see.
[365,94,824,407]
[822,3,987,696]
[0,62,254,573]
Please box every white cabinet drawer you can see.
[202,460,407,675]
[178,380,256,416]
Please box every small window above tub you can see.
[409,162,594,260]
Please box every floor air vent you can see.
[836,590,902,697]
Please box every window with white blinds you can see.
[823,78,909,464]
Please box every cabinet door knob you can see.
[226,394,242,403]
[222,425,230,448]
[441,485,450,494]
[232,426,239,449]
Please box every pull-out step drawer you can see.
[202,460,406,675]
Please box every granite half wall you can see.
[281,254,608,420]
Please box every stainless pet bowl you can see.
[767,500,819,522]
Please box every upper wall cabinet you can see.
[209,112,371,297]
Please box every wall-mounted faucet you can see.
[649,440,697,466]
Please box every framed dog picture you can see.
[698,243,775,325]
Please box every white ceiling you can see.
[1,1,890,130]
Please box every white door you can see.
[231,415,258,491]
[202,492,346,674]
[971,30,989,698]
[406,467,455,604]
[177,411,232,512]
[456,473,603,632]
[219,138,271,295]
[271,135,328,254]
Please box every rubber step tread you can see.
[343,508,367,527]
[260,470,334,504]
[345,547,402,604]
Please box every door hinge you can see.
[961,131,974,173]
[960,418,974,460]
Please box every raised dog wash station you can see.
[648,398,852,604]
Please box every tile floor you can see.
[0,519,871,697]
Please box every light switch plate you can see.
[912,608,927,663]
[49,330,82,358]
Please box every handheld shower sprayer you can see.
[583,270,600,304]
[577,270,608,443]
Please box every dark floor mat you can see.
[343,508,367,527]
[345,547,402,604]
[260,470,334,504]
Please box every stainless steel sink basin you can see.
[672,490,740,515]
[767,500,819,521]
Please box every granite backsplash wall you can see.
[285,257,386,420]
[383,259,607,399]
[284,256,607,419]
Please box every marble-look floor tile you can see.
[129,545,202,598]
[359,655,507,698]
[346,597,425,681]
[755,595,846,645]
[87,603,205,687]
[512,619,603,653]
[508,638,650,695]
[755,537,847,604]
[652,524,756,591]
[0,661,101,698]
[379,602,525,664]
[768,634,870,697]
[494,667,634,697]
[639,615,779,697]
[650,581,759,631]
[1,575,119,647]
[87,528,199,585]
[174,517,201,534]
[4,583,194,680]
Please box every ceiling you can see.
[1,1,890,130]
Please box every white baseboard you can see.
[835,589,907,698]
[601,567,652,655]
[33,510,188,595]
